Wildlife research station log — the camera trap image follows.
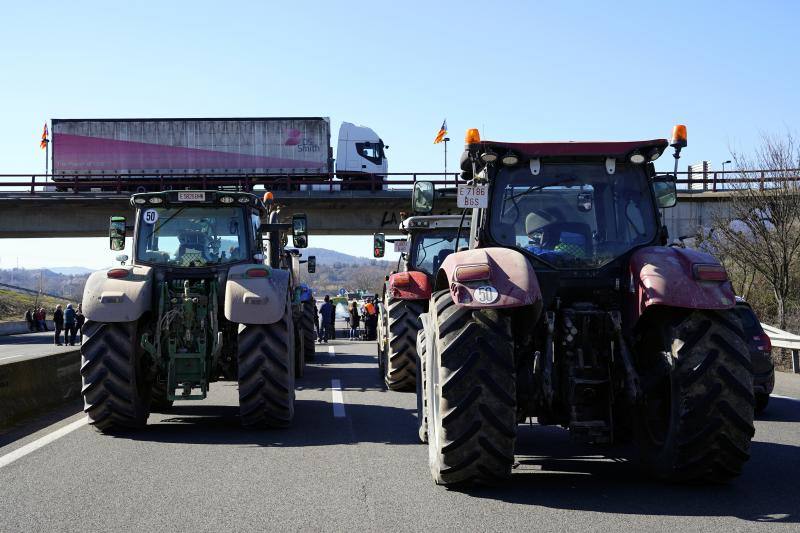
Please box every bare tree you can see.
[709,132,800,329]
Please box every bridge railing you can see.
[0,172,461,195]
[0,168,799,194]
[761,323,800,374]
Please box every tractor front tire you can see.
[426,290,517,486]
[635,309,755,483]
[384,299,425,391]
[237,301,296,428]
[80,320,150,431]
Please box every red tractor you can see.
[416,126,754,486]
[375,214,468,391]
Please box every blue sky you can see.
[0,0,798,268]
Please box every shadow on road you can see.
[452,423,800,524]
[108,355,419,448]
[755,397,800,423]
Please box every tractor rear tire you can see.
[426,290,516,486]
[635,309,755,483]
[301,301,317,362]
[416,323,429,444]
[150,377,174,412]
[377,302,388,380]
[237,301,296,428]
[384,298,425,391]
[80,320,150,431]
[294,317,305,379]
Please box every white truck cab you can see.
[335,122,388,189]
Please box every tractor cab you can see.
[130,191,267,269]
[399,215,470,276]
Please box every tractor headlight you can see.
[628,151,646,164]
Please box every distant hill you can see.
[49,267,96,276]
[302,248,383,266]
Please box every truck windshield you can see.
[136,206,250,267]
[411,230,467,275]
[489,164,658,269]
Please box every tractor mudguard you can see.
[630,246,736,319]
[388,271,432,300]
[436,247,541,309]
[82,265,153,323]
[225,264,290,325]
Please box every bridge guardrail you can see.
[761,323,800,374]
[0,169,799,195]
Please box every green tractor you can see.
[81,190,309,431]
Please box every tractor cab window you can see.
[136,206,249,267]
[411,230,468,275]
[490,164,658,269]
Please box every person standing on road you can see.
[364,298,377,341]
[25,309,34,332]
[348,301,361,340]
[40,307,49,331]
[313,302,321,342]
[64,304,77,346]
[319,295,335,343]
[53,305,64,346]
[76,304,85,344]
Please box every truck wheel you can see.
[80,320,150,431]
[150,377,174,412]
[300,301,316,363]
[634,309,755,483]
[384,299,425,391]
[237,301,296,428]
[426,290,516,486]
[416,324,429,444]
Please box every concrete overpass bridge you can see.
[0,171,785,238]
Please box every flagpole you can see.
[443,137,450,177]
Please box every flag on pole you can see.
[433,120,447,144]
[39,123,49,150]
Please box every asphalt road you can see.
[1,338,799,532]
[0,331,79,364]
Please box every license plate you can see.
[394,240,409,253]
[178,191,206,202]
[457,184,488,208]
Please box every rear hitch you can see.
[608,311,643,404]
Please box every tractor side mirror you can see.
[373,232,386,258]
[292,213,308,248]
[109,216,126,251]
[653,177,677,208]
[307,256,316,273]
[412,181,435,215]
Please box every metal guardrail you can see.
[761,323,800,373]
[0,172,461,195]
[0,169,798,195]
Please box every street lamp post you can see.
[721,160,731,189]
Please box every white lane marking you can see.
[331,379,346,418]
[328,346,335,356]
[0,417,88,469]
[772,394,800,402]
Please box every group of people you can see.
[25,304,84,346]
[346,297,379,341]
[315,294,380,343]
[24,308,50,332]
